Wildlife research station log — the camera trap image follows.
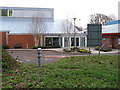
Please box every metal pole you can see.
[37,48,42,67]
[88,25,91,56]
[98,24,101,55]
[89,45,90,56]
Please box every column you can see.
[6,32,8,45]
[79,37,81,47]
[59,36,61,46]
[85,37,87,47]
[69,37,71,47]
[40,35,42,46]
[62,37,64,47]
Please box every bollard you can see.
[37,48,42,67]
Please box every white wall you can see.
[12,9,53,18]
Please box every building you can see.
[0,7,87,49]
[102,20,120,49]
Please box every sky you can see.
[1,0,119,28]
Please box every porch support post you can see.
[59,36,61,46]
[62,37,64,47]
[40,35,42,46]
[79,37,81,47]
[6,32,9,45]
[85,37,87,47]
[69,37,71,47]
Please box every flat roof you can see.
[0,6,54,11]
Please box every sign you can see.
[87,24,102,46]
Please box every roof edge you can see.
[0,6,54,11]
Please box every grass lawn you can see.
[2,55,119,88]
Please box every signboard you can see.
[87,24,102,46]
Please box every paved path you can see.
[7,48,119,64]
[7,50,70,64]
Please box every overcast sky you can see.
[1,0,119,28]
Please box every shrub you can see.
[2,45,9,49]
[95,46,112,52]
[78,49,90,53]
[33,45,61,49]
[70,46,79,51]
[47,45,61,48]
[2,49,20,72]
[33,46,37,49]
[100,48,112,52]
[63,49,71,52]
[63,48,90,53]
[37,46,46,49]
[95,46,102,50]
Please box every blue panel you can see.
[105,20,120,25]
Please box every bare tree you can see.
[62,18,77,47]
[30,17,46,47]
[108,14,117,20]
[90,13,117,25]
[62,19,72,47]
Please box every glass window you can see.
[0,9,12,16]
[53,37,59,46]
[1,9,7,16]
[76,38,79,46]
[9,10,12,16]
[0,10,1,16]
[45,37,59,46]
[45,37,52,46]
[71,38,74,46]
[64,37,69,47]
[80,37,85,47]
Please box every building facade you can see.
[0,7,87,49]
[102,20,120,49]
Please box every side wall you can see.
[8,35,36,49]
[102,34,120,49]
[0,32,7,45]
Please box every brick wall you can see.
[112,38,120,49]
[0,32,7,45]
[42,35,45,46]
[8,34,45,49]
[8,35,36,49]
[102,37,120,49]
[0,32,2,46]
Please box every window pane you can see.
[45,37,52,46]
[53,37,59,46]
[1,9,8,16]
[64,37,69,47]
[0,10,1,16]
[9,10,12,16]
[76,38,79,46]
[71,38,74,46]
[80,37,85,47]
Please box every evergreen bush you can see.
[2,49,20,72]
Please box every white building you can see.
[0,7,87,48]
